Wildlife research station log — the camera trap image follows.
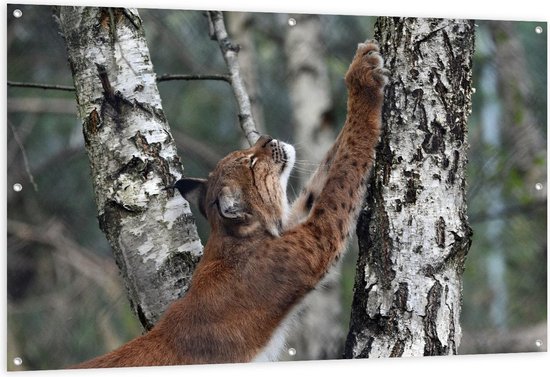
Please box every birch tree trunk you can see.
[283,13,343,360]
[57,7,202,330]
[345,17,474,358]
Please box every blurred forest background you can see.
[6,5,547,370]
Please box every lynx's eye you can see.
[249,156,258,168]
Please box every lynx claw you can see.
[373,67,391,86]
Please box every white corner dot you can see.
[288,18,297,27]
[535,26,543,34]
[288,347,296,356]
[13,183,23,192]
[535,339,543,347]
[13,357,22,366]
[13,9,23,18]
[535,183,543,191]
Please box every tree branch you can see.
[207,10,260,147]
[157,73,231,83]
[7,81,76,91]
[7,73,232,93]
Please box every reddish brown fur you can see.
[74,40,388,368]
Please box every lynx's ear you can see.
[173,178,208,217]
[217,186,249,220]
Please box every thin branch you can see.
[7,73,233,93]
[8,120,38,191]
[157,73,231,83]
[7,81,76,92]
[207,11,260,147]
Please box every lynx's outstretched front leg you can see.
[260,40,388,314]
[287,40,389,229]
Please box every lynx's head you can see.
[174,136,295,238]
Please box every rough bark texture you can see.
[57,7,202,330]
[345,17,474,358]
[283,14,344,360]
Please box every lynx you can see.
[75,40,388,368]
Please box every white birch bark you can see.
[285,14,334,174]
[57,7,202,329]
[283,14,343,360]
[345,17,474,357]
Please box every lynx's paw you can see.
[345,39,390,92]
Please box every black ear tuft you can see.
[172,178,208,217]
[173,178,205,197]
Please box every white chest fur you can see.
[252,313,296,362]
[251,264,341,362]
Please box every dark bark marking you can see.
[448,306,457,354]
[446,149,460,185]
[442,155,450,169]
[379,138,394,185]
[411,88,423,114]
[159,246,200,299]
[394,282,409,312]
[83,108,101,145]
[435,216,446,248]
[130,131,174,188]
[390,340,405,357]
[395,199,402,212]
[136,304,153,331]
[410,147,424,163]
[423,280,446,355]
[430,67,450,112]
[357,193,396,290]
[403,170,422,204]
[96,63,116,104]
[421,120,446,154]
